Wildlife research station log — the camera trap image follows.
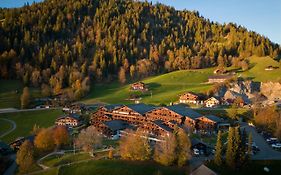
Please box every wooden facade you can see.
[131,82,148,91]
[55,114,81,127]
[179,92,199,104]
[90,104,226,137]
[204,97,220,108]
[145,107,183,124]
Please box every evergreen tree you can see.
[214,130,223,166]
[247,132,253,160]
[226,127,235,169]
[175,129,191,167]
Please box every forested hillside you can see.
[0,0,280,100]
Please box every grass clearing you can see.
[0,118,12,136]
[42,153,91,167]
[239,56,281,82]
[83,68,214,105]
[58,159,187,175]
[0,109,63,143]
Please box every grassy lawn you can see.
[0,118,12,136]
[42,153,92,167]
[239,56,281,82]
[0,80,43,109]
[0,109,63,143]
[0,80,23,108]
[207,160,281,175]
[58,159,187,175]
[82,68,214,105]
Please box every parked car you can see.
[193,148,200,156]
[272,143,281,149]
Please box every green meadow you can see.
[0,109,63,143]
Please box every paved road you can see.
[0,118,16,138]
[0,107,60,114]
[3,154,17,175]
[241,122,281,160]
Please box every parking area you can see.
[241,122,281,160]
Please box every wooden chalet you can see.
[179,92,199,104]
[130,82,148,91]
[9,135,35,151]
[93,120,131,136]
[55,113,81,127]
[138,120,173,137]
[110,104,155,124]
[196,115,223,131]
[145,104,202,128]
[208,75,233,83]
[204,97,220,108]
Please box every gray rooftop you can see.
[166,105,202,119]
[127,103,155,115]
[152,120,173,132]
[58,113,81,120]
[103,104,123,111]
[103,120,130,132]
[204,115,223,123]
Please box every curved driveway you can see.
[0,118,16,138]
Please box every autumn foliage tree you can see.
[16,140,34,173]
[75,126,102,155]
[34,128,55,151]
[154,134,177,166]
[53,126,69,149]
[120,130,151,161]
[20,87,30,109]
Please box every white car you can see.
[271,143,281,149]
[193,148,200,156]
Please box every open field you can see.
[0,80,43,109]
[42,153,92,168]
[83,68,214,105]
[37,160,187,175]
[0,109,63,143]
[239,56,281,82]
[0,118,12,136]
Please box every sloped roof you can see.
[57,113,81,120]
[152,120,173,132]
[103,104,123,111]
[103,120,130,132]
[204,115,223,123]
[191,164,217,175]
[166,105,202,119]
[127,103,155,115]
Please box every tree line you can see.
[0,0,280,99]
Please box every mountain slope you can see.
[0,0,279,100]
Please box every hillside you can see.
[82,68,214,105]
[240,56,281,82]
[0,0,280,102]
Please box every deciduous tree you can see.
[16,140,34,173]
[75,126,102,155]
[20,87,30,109]
[53,126,69,149]
[34,128,55,151]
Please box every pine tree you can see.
[226,127,235,169]
[247,133,253,160]
[175,129,191,167]
[214,130,223,166]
